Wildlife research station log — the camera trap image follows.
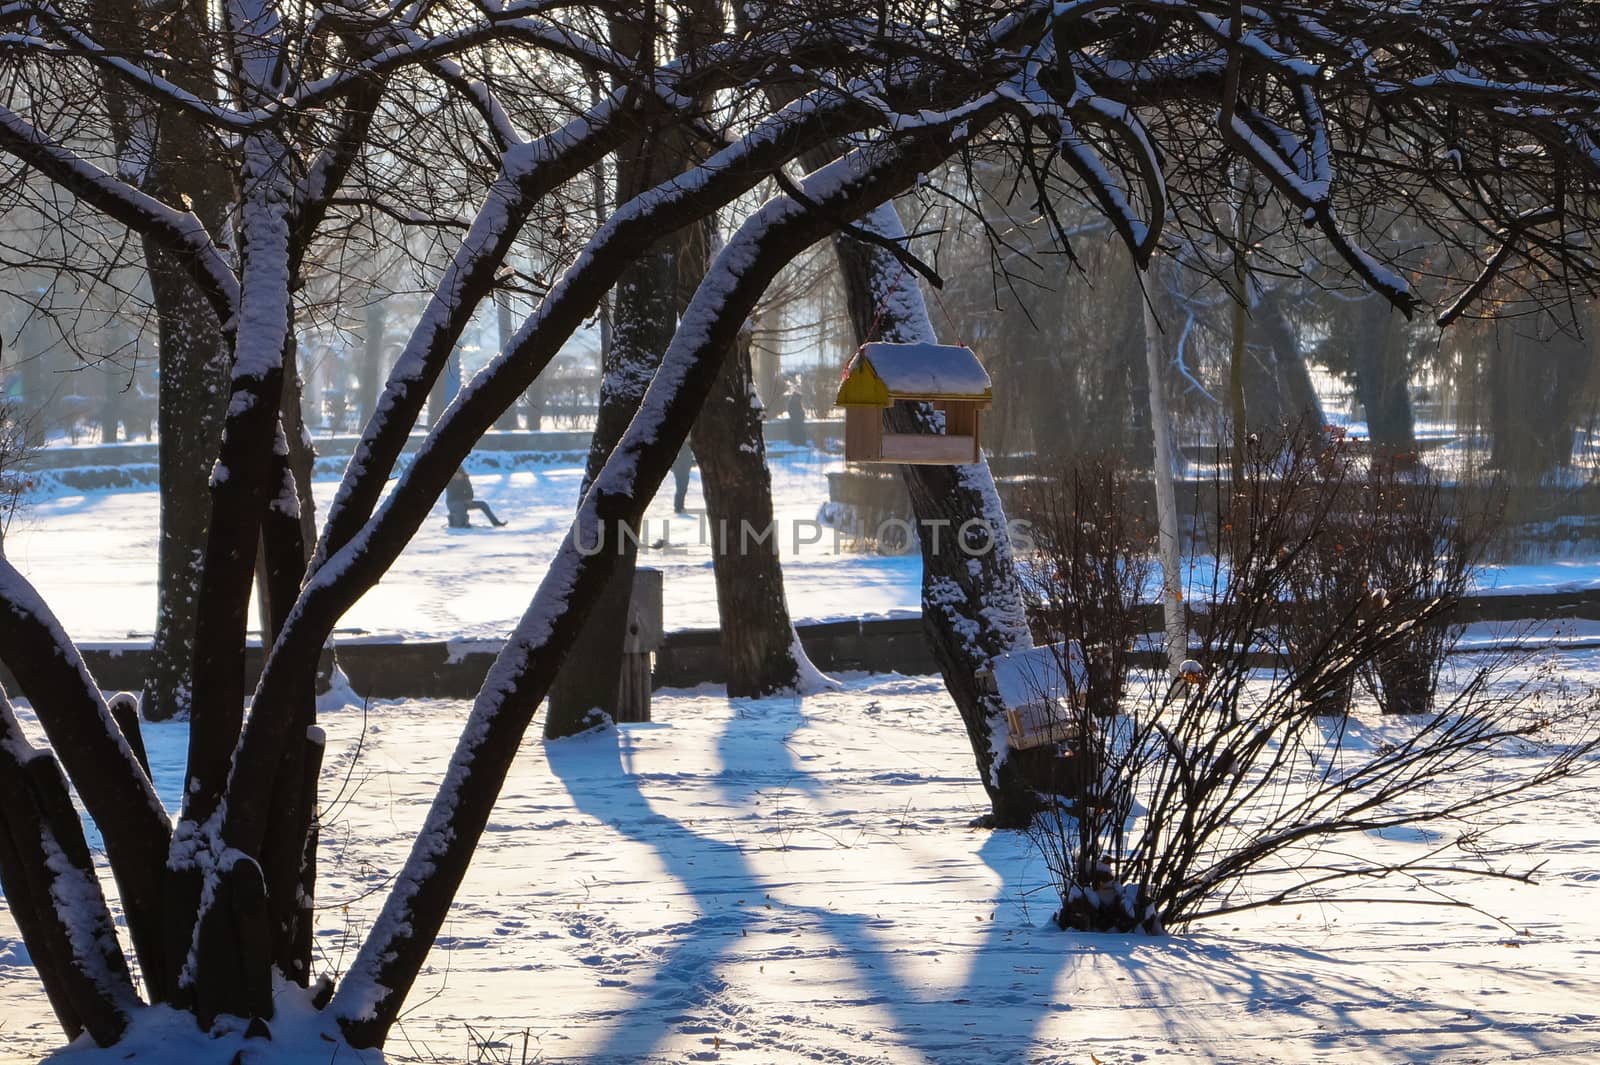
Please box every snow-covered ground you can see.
[3,667,1600,1063]
[3,446,924,642]
[4,446,1600,1062]
[7,446,1600,645]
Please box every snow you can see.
[850,342,993,400]
[984,641,1087,709]
[7,446,1600,647]
[6,667,1600,1062]
[3,449,922,642]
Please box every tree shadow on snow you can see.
[546,693,1600,1062]
[545,696,1086,1063]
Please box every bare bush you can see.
[1018,456,1154,717]
[1360,454,1503,714]
[1028,426,1599,934]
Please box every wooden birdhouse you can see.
[977,641,1088,751]
[835,342,992,464]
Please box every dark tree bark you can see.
[141,253,228,725]
[168,128,301,1011]
[255,429,319,985]
[92,0,234,724]
[689,322,804,695]
[674,0,807,697]
[542,248,670,734]
[1350,297,1416,451]
[0,558,171,995]
[0,690,137,1046]
[546,12,680,737]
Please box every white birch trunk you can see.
[1142,285,1186,676]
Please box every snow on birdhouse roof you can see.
[985,642,1086,708]
[836,342,993,406]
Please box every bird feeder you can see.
[977,641,1088,751]
[835,342,992,464]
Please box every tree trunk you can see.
[0,690,137,1046]
[357,293,387,427]
[227,72,882,878]
[542,229,669,733]
[495,292,520,431]
[1142,279,1187,676]
[689,323,805,694]
[1351,298,1415,451]
[1257,289,1325,428]
[169,128,300,1012]
[334,116,1006,1047]
[99,357,122,445]
[0,557,171,998]
[255,427,319,985]
[546,12,679,737]
[142,250,229,724]
[15,313,46,449]
[91,0,234,724]
[827,203,1040,827]
[673,1,808,696]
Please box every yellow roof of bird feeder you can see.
[835,342,992,465]
[835,342,994,407]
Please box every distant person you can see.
[785,380,807,445]
[446,467,506,528]
[671,443,695,514]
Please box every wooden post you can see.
[616,567,663,723]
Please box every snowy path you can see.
[4,671,1599,1063]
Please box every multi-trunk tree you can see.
[0,0,1597,1054]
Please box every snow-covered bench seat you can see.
[977,641,1088,751]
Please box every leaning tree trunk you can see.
[770,63,1040,822]
[332,111,1011,1047]
[167,126,301,1018]
[827,203,1041,827]
[0,687,139,1046]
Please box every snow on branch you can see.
[0,105,239,328]
[331,82,1017,1048]
[0,558,169,825]
[309,85,879,620]
[1436,206,1560,327]
[0,5,258,130]
[315,90,637,562]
